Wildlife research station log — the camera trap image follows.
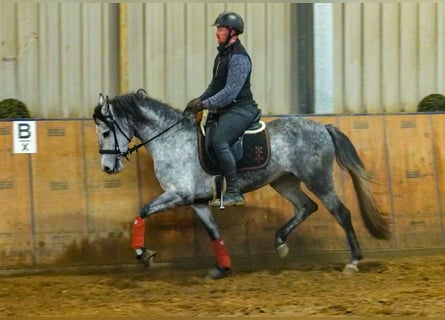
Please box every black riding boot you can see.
[209,148,244,207]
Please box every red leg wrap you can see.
[132,216,145,249]
[211,238,231,269]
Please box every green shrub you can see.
[0,98,31,119]
[417,93,445,112]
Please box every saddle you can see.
[197,110,271,176]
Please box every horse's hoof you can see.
[205,264,231,280]
[136,248,157,267]
[276,243,289,259]
[343,263,359,274]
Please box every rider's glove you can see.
[184,98,204,115]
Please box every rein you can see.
[124,115,188,158]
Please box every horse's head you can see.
[93,93,133,174]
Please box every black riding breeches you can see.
[210,105,258,183]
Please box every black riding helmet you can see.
[212,11,244,35]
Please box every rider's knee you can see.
[211,138,230,152]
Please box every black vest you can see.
[209,40,254,108]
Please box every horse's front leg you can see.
[191,204,231,280]
[131,191,188,266]
[140,191,188,218]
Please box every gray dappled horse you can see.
[93,90,390,279]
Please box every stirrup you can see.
[209,193,244,208]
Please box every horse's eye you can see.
[103,131,110,138]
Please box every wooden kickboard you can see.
[0,122,33,267]
[384,114,441,249]
[30,121,87,264]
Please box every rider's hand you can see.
[184,98,204,115]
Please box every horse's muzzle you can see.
[101,157,124,174]
[103,166,115,174]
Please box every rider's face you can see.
[215,26,231,45]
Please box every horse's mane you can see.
[109,90,184,126]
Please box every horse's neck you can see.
[135,106,187,149]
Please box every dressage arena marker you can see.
[13,120,37,153]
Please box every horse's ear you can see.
[137,88,148,97]
[98,94,109,115]
[98,94,105,106]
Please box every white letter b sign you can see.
[13,121,37,153]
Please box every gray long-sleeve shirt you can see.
[201,54,252,110]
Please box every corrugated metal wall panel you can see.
[0,3,119,118]
[362,3,381,114]
[333,3,445,114]
[400,4,419,112]
[438,4,445,93]
[1,3,445,117]
[0,3,18,98]
[124,3,294,115]
[381,3,400,112]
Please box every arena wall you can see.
[0,113,444,269]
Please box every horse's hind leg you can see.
[270,175,318,259]
[191,204,231,279]
[307,182,363,273]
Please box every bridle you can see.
[94,94,188,160]
[95,100,132,160]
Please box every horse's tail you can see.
[325,124,391,240]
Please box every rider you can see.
[185,11,260,207]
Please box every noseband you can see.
[93,96,188,160]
